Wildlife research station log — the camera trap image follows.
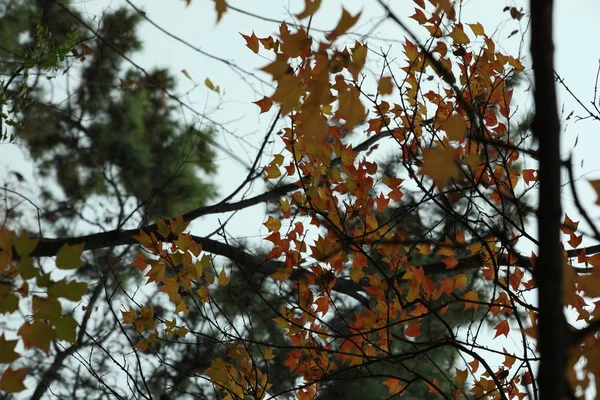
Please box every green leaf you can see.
[0,285,19,314]
[48,279,87,301]
[18,256,38,280]
[54,316,77,343]
[14,230,39,257]
[32,295,62,321]
[36,273,51,288]
[0,334,20,363]
[56,243,84,270]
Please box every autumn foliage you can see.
[2,0,600,399]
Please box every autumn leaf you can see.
[326,8,361,41]
[405,321,421,337]
[241,32,259,53]
[122,307,136,324]
[449,26,470,45]
[589,179,600,205]
[494,319,510,338]
[264,216,282,233]
[462,290,479,311]
[378,76,394,95]
[296,0,321,19]
[382,378,404,395]
[0,334,20,363]
[215,0,227,22]
[442,114,466,142]
[218,268,230,287]
[18,320,56,354]
[420,146,460,189]
[253,96,273,113]
[56,243,84,270]
[32,295,62,321]
[468,22,486,36]
[0,367,27,393]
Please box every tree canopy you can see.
[1,1,600,399]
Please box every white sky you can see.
[2,0,600,398]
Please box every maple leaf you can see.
[420,146,460,189]
[327,8,361,41]
[449,26,470,45]
[0,367,27,393]
[14,230,39,257]
[382,378,405,394]
[442,114,466,142]
[240,32,259,53]
[378,76,394,95]
[296,0,321,19]
[48,278,87,301]
[405,321,421,337]
[56,243,84,270]
[253,96,273,113]
[494,319,510,338]
[0,334,20,363]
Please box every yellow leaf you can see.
[264,216,282,233]
[218,268,230,287]
[420,147,460,189]
[468,22,486,36]
[204,77,215,91]
[264,347,275,360]
[448,26,470,45]
[56,243,84,270]
[215,0,227,22]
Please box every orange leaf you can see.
[240,31,259,53]
[405,321,421,337]
[568,232,583,248]
[462,290,479,311]
[522,169,538,185]
[253,96,273,113]
[382,378,404,394]
[494,319,510,338]
[561,214,579,235]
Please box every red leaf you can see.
[494,319,510,338]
